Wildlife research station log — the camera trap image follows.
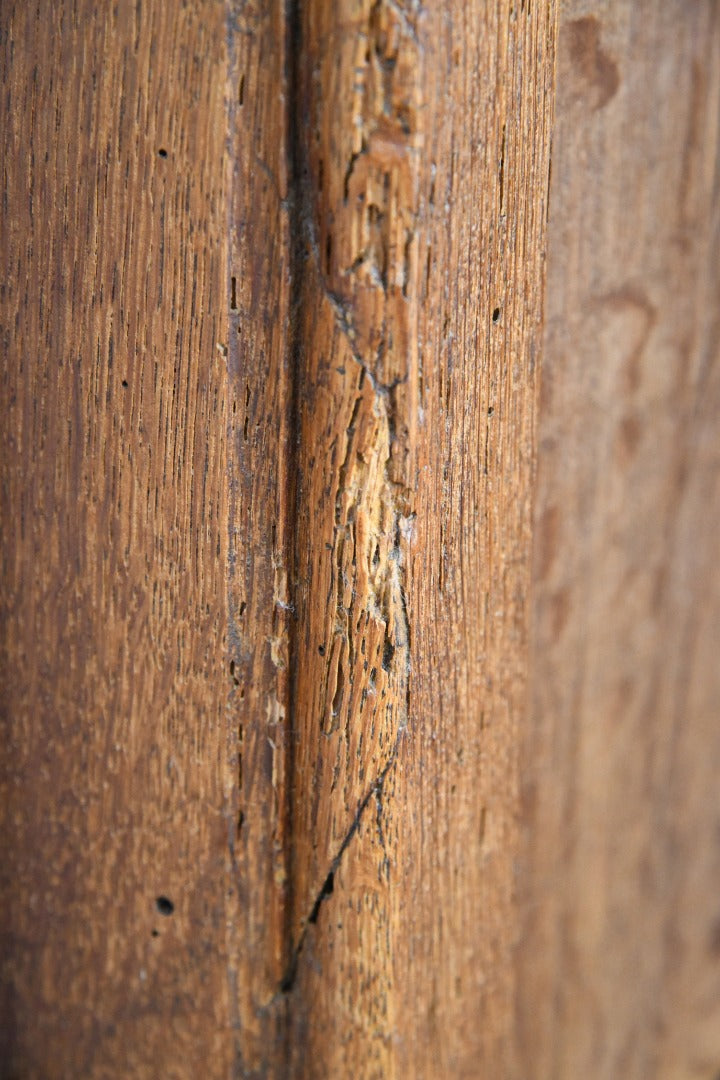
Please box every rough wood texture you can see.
[6,1,719,1078]
[1,1,559,1075]
[0,2,237,1075]
[518,3,720,1078]
[285,3,557,1077]
[225,4,293,1074]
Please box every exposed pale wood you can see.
[517,3,720,1078]
[285,3,557,1077]
[0,2,237,1075]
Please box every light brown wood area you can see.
[2,1,719,1078]
[518,4,720,1078]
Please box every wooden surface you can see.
[518,3,720,1078]
[0,2,237,1075]
[3,1,720,1077]
[285,2,557,1076]
[226,4,292,1074]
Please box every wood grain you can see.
[284,3,557,1076]
[0,2,237,1075]
[517,3,720,1078]
[6,1,718,1077]
[225,3,293,1074]
[1,1,560,1074]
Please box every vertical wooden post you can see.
[284,2,557,1075]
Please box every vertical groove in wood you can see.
[225,2,293,1073]
[518,3,720,1077]
[0,2,235,1075]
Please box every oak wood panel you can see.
[0,3,237,1075]
[518,3,720,1078]
[284,3,557,1076]
[9,2,717,1077]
